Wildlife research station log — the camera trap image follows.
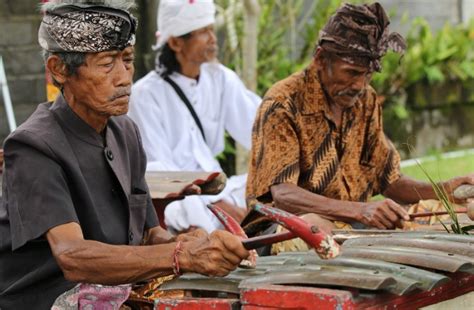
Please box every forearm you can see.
[53,239,177,285]
[383,175,437,204]
[270,183,361,222]
[47,223,181,285]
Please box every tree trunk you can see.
[236,0,260,175]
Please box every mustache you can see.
[335,89,363,98]
[109,87,131,101]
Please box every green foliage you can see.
[216,0,358,95]
[415,160,471,234]
[373,17,474,110]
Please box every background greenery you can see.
[212,0,474,175]
[401,153,474,181]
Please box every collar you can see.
[169,71,199,89]
[50,94,105,148]
[300,61,333,118]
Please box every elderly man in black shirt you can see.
[0,1,248,309]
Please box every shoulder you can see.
[258,72,304,115]
[131,71,166,99]
[4,102,63,157]
[264,71,304,102]
[201,62,240,83]
[6,102,56,143]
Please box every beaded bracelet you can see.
[172,241,183,276]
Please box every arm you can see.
[46,222,249,285]
[384,173,474,204]
[271,183,409,229]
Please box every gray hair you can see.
[41,0,136,12]
[42,50,87,87]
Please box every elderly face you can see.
[64,46,135,118]
[176,24,218,65]
[318,53,372,109]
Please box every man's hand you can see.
[357,199,410,229]
[179,230,249,277]
[441,174,474,203]
[213,200,247,223]
[176,227,208,242]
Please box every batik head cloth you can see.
[39,4,137,53]
[318,2,406,72]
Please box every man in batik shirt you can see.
[245,2,474,238]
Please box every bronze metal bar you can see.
[343,237,474,258]
[341,245,473,273]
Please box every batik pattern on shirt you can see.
[246,61,401,205]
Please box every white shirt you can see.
[128,62,261,233]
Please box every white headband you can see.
[153,0,216,50]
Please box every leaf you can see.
[461,225,474,233]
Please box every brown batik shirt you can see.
[246,61,401,206]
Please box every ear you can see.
[46,55,68,85]
[313,47,324,65]
[167,37,183,53]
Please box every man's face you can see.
[179,24,218,65]
[65,46,135,118]
[318,54,372,109]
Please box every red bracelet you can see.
[172,241,183,276]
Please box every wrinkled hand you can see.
[358,199,410,229]
[179,230,249,277]
[176,228,208,242]
[441,174,474,203]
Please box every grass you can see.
[401,153,474,180]
[371,151,474,202]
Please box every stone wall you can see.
[0,0,44,143]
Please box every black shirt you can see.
[0,95,158,309]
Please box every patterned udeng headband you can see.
[39,5,137,53]
[318,2,406,72]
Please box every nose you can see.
[353,73,370,91]
[114,59,133,87]
[208,28,217,44]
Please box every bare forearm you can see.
[383,175,436,204]
[55,240,176,285]
[270,183,361,222]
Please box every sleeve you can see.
[220,66,261,150]
[3,132,79,251]
[128,86,180,171]
[364,96,401,195]
[246,99,301,202]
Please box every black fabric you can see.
[163,75,207,142]
[0,95,159,309]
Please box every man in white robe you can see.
[128,0,260,233]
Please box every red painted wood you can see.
[154,298,239,309]
[241,272,474,310]
[241,285,357,310]
[360,272,474,309]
